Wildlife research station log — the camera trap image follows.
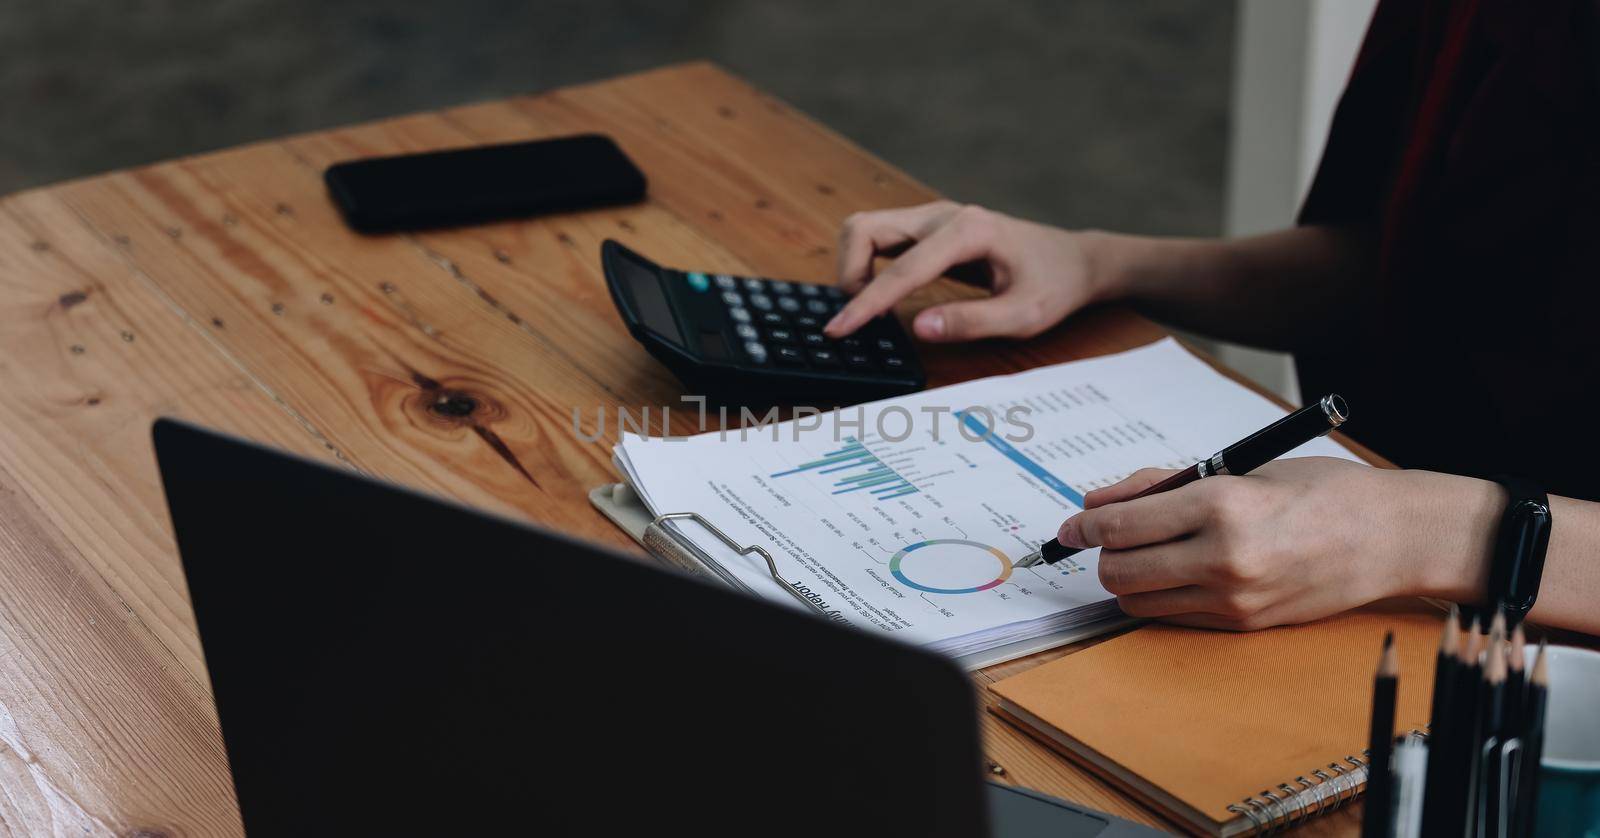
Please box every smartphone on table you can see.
[324,134,646,233]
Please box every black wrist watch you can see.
[1483,475,1552,625]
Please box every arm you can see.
[823,200,1375,351]
[1060,460,1600,637]
[1089,224,1377,351]
[1415,482,1600,635]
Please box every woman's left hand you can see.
[1057,457,1501,630]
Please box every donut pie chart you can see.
[888,539,1013,594]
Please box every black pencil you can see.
[1505,623,1527,730]
[1515,641,1550,838]
[1361,631,1399,838]
[1477,615,1508,837]
[1444,616,1484,838]
[1495,622,1528,838]
[1419,605,1461,837]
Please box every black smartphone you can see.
[323,134,646,233]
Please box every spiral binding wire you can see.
[1222,729,1426,836]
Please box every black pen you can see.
[1016,393,1349,567]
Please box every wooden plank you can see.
[0,459,240,837]
[278,110,756,418]
[0,190,336,684]
[55,143,643,551]
[0,187,353,836]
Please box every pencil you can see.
[1443,616,1484,838]
[1419,605,1460,837]
[1361,630,1399,838]
[1514,641,1549,838]
[1505,622,1527,736]
[1494,623,1527,838]
[1477,617,1507,837]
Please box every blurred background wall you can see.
[0,0,1376,400]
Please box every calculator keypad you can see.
[697,273,911,375]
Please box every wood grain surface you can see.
[0,62,1380,836]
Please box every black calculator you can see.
[601,240,925,405]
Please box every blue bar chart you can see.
[769,437,919,500]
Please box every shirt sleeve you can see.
[1298,0,1423,226]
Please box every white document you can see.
[615,338,1360,666]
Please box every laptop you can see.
[153,419,1167,837]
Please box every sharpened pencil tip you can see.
[1486,632,1507,683]
[1532,639,1550,686]
[1462,617,1484,665]
[1440,609,1460,655]
[1490,608,1507,641]
[1510,623,1527,671]
[1379,631,1399,675]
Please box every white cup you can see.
[1532,644,1600,836]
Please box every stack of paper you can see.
[613,338,1358,669]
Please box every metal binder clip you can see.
[650,512,832,618]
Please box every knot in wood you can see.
[430,392,478,418]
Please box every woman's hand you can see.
[824,201,1108,341]
[1058,457,1504,630]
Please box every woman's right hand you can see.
[824,201,1109,342]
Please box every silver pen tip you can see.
[1014,551,1043,569]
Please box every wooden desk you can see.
[0,62,1367,836]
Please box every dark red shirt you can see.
[1298,0,1600,500]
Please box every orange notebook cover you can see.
[990,603,1439,836]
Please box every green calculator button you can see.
[685,272,711,292]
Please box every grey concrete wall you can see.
[0,1,1234,239]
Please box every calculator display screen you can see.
[615,257,684,347]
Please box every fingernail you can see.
[916,312,944,340]
[1058,515,1086,548]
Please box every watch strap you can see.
[1485,474,1552,623]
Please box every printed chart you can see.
[888,539,1013,594]
[769,437,918,500]
[616,338,1364,657]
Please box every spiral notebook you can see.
[990,602,1439,836]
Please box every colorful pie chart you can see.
[888,539,1012,595]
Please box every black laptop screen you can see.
[154,420,986,837]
